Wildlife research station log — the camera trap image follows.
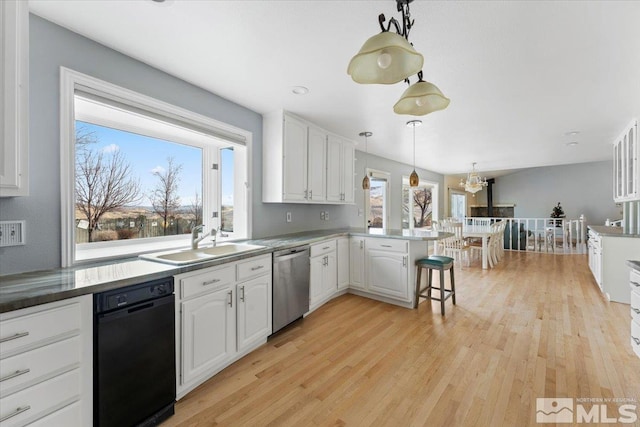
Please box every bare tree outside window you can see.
[413,187,432,227]
[150,157,183,236]
[187,191,203,231]
[75,126,142,242]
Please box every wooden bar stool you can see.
[414,255,456,315]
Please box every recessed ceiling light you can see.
[564,130,580,137]
[292,86,309,95]
[566,141,579,146]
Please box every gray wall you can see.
[347,151,445,229]
[2,15,417,275]
[485,161,620,225]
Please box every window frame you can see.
[364,168,391,230]
[60,67,252,267]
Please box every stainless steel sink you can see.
[139,243,266,265]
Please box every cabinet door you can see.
[349,238,366,290]
[237,275,272,353]
[0,0,28,197]
[366,249,409,301]
[324,251,338,296]
[337,237,350,290]
[326,135,343,202]
[181,286,235,385]
[307,125,326,201]
[283,116,308,201]
[342,142,355,203]
[309,255,325,307]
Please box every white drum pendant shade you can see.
[348,31,424,85]
[393,79,450,115]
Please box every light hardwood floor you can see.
[165,251,640,426]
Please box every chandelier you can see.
[459,163,488,194]
[347,0,449,116]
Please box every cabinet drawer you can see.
[179,265,235,300]
[0,369,80,427]
[0,336,81,397]
[0,302,80,357]
[632,320,640,358]
[26,401,81,427]
[237,255,272,282]
[630,270,640,295]
[310,240,336,258]
[632,291,640,325]
[366,238,408,253]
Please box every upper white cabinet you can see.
[263,110,354,204]
[613,119,638,202]
[326,135,355,203]
[0,0,29,197]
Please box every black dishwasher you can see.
[94,277,176,427]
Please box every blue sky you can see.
[77,121,234,206]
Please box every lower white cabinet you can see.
[175,254,272,398]
[349,237,366,290]
[337,237,350,291]
[365,239,410,302]
[309,240,337,311]
[630,267,640,359]
[180,285,235,385]
[0,296,92,427]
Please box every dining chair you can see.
[442,222,470,268]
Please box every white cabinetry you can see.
[587,227,640,304]
[630,267,640,358]
[0,296,92,426]
[263,110,354,204]
[326,135,355,203]
[0,0,29,197]
[309,240,337,311]
[175,254,272,398]
[613,119,638,202]
[365,238,410,301]
[337,237,350,291]
[349,237,366,290]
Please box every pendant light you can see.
[394,71,450,116]
[348,1,423,85]
[359,131,372,190]
[407,120,421,186]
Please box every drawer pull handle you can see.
[322,246,331,250]
[633,336,640,345]
[631,281,640,288]
[251,265,264,271]
[0,332,29,344]
[0,406,30,422]
[632,307,640,314]
[381,245,392,248]
[203,279,221,286]
[0,368,30,383]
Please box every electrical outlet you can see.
[358,209,363,217]
[0,221,25,247]
[286,212,292,222]
[320,211,325,220]
[324,211,329,221]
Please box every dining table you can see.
[462,225,493,269]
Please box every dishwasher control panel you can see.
[94,277,174,313]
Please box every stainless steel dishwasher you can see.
[272,246,310,333]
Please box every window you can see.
[60,68,251,265]
[449,189,466,221]
[402,178,439,230]
[365,169,390,231]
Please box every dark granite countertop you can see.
[588,225,640,238]
[0,228,451,313]
[626,260,640,271]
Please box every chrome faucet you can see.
[191,225,217,249]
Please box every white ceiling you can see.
[29,0,640,178]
